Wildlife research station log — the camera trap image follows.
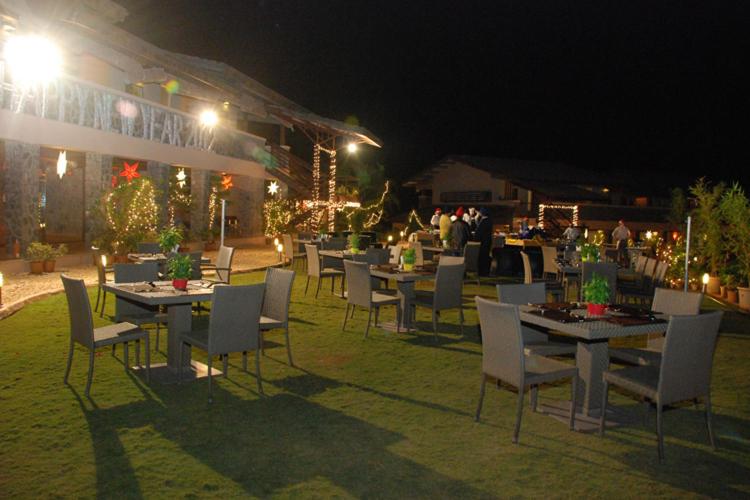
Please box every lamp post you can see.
[277,243,284,264]
[702,273,710,294]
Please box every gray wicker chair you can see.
[260,267,296,365]
[283,234,305,269]
[137,242,161,254]
[496,283,576,356]
[463,242,481,285]
[342,260,401,338]
[202,245,235,285]
[541,245,560,281]
[388,245,402,265]
[304,244,344,298]
[179,284,265,402]
[609,288,704,366]
[412,259,465,337]
[474,296,578,443]
[61,275,150,396]
[189,251,203,280]
[113,263,167,352]
[600,311,723,462]
[520,251,563,301]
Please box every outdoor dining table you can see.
[518,303,668,428]
[102,280,217,382]
[128,253,211,265]
[369,264,437,331]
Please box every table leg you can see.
[167,303,193,371]
[575,340,609,416]
[397,281,416,330]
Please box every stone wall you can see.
[83,152,113,247]
[146,161,170,225]
[190,169,210,239]
[43,159,85,242]
[3,141,40,254]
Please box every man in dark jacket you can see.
[475,207,493,275]
[451,208,471,253]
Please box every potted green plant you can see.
[690,179,725,295]
[402,248,416,271]
[580,243,600,263]
[159,227,184,254]
[723,273,738,303]
[719,184,750,309]
[26,242,51,274]
[167,253,193,290]
[44,244,68,273]
[348,233,361,254]
[583,272,610,316]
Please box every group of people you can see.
[430,206,493,275]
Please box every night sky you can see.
[116,0,750,188]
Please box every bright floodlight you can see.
[346,142,358,154]
[702,273,710,285]
[4,35,62,86]
[199,110,219,127]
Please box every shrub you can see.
[25,242,52,261]
[167,254,193,280]
[583,273,610,305]
[159,227,184,253]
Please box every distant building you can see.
[403,155,672,237]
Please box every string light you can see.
[537,203,579,229]
[328,149,337,232]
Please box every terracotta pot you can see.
[29,261,44,274]
[172,278,188,290]
[707,276,721,295]
[43,260,56,273]
[738,287,750,310]
[727,289,738,303]
[587,303,607,317]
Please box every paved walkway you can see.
[0,246,281,318]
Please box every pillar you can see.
[84,152,112,247]
[147,161,170,226]
[4,141,40,254]
[190,169,210,240]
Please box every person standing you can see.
[612,219,631,266]
[475,207,493,275]
[430,208,442,229]
[452,208,471,253]
[562,224,581,243]
[439,209,452,244]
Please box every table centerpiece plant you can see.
[167,253,192,290]
[158,226,183,254]
[580,243,600,263]
[348,233,361,254]
[583,272,610,316]
[402,248,416,271]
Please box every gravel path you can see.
[0,245,281,317]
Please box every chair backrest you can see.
[541,246,558,275]
[643,257,657,279]
[653,261,668,285]
[366,247,390,265]
[463,242,480,273]
[439,255,464,266]
[581,262,617,303]
[476,296,524,387]
[634,254,648,274]
[190,251,203,280]
[434,261,465,310]
[282,234,295,260]
[497,282,546,305]
[262,267,295,323]
[409,241,424,266]
[92,247,107,285]
[658,311,723,405]
[114,262,159,283]
[652,288,703,315]
[208,284,264,354]
[137,242,161,254]
[388,245,402,265]
[344,260,373,308]
[61,275,94,348]
[215,246,235,283]
[305,244,321,277]
[520,251,533,284]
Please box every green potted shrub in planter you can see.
[167,253,193,290]
[402,248,416,271]
[44,244,68,273]
[348,233,361,254]
[583,272,610,316]
[26,242,52,274]
[719,184,750,309]
[690,179,725,295]
[580,243,600,263]
[724,273,738,303]
[159,226,184,254]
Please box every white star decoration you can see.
[267,181,279,195]
[176,168,187,188]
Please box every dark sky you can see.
[116,0,750,188]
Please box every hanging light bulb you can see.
[176,168,187,188]
[56,151,67,178]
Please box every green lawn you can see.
[1,272,749,498]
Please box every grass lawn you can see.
[1,271,749,498]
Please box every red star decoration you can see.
[119,161,141,182]
[221,174,233,191]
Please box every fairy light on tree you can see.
[102,178,159,254]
